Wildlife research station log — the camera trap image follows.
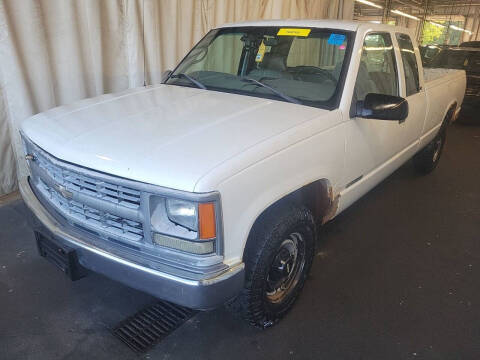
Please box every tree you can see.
[422,21,445,45]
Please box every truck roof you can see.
[218,19,411,34]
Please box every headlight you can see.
[166,199,198,231]
[149,196,218,255]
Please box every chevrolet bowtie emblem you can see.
[54,184,73,199]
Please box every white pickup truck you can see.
[20,20,465,328]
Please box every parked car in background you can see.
[420,44,452,66]
[429,47,480,123]
[20,21,466,328]
[459,41,480,48]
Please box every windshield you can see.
[429,49,480,72]
[165,26,352,109]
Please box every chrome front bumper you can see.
[20,178,244,310]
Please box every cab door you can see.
[338,31,407,212]
[347,32,406,168]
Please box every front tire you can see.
[228,203,316,328]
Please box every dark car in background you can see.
[460,41,480,48]
[420,44,452,66]
[428,47,480,123]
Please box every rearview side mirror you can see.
[161,70,172,83]
[355,93,408,122]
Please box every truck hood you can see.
[21,84,326,192]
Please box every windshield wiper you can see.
[170,73,207,90]
[240,77,301,105]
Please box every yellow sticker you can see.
[277,28,311,37]
[255,41,266,62]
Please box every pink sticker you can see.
[339,44,346,50]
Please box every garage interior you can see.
[0,0,479,359]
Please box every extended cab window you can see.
[396,33,420,96]
[354,33,398,101]
[166,27,352,109]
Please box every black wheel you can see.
[413,127,446,174]
[228,203,316,328]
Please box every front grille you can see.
[36,178,144,242]
[36,151,141,209]
[26,139,145,244]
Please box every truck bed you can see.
[424,68,464,85]
[422,67,466,135]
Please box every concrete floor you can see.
[1,122,479,360]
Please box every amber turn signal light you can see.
[198,203,216,239]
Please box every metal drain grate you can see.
[113,301,197,352]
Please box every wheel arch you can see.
[442,101,457,128]
[241,178,337,261]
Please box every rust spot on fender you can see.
[322,187,339,224]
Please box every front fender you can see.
[213,120,345,264]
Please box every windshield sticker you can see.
[277,28,311,37]
[328,33,346,45]
[256,41,266,62]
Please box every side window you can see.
[354,33,398,101]
[396,33,420,96]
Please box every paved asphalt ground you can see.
[0,122,479,360]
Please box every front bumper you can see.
[19,178,244,310]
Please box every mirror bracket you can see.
[161,70,172,83]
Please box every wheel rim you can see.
[265,232,306,303]
[432,136,443,163]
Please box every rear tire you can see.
[228,203,316,328]
[413,126,446,174]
